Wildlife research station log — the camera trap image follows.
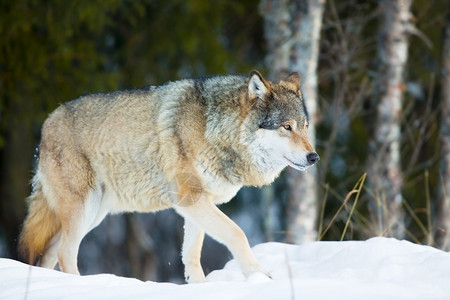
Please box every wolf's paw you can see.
[247,270,273,283]
[242,263,272,280]
[185,268,206,284]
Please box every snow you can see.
[1,237,450,300]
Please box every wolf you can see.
[18,70,319,283]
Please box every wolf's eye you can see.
[281,124,292,131]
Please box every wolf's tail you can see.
[18,180,61,265]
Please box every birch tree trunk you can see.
[261,0,291,79]
[435,11,450,250]
[260,0,325,244]
[368,0,412,239]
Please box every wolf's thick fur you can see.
[19,71,319,282]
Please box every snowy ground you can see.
[1,237,450,300]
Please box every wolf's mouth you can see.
[283,156,309,171]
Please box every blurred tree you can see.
[258,0,291,242]
[367,0,413,238]
[260,0,325,244]
[260,0,291,79]
[435,8,450,250]
[285,0,325,244]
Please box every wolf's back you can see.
[18,179,60,265]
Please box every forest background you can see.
[1,0,449,283]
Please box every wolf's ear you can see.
[248,70,269,99]
[285,72,301,93]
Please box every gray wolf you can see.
[18,71,319,283]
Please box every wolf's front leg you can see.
[176,198,269,280]
[182,220,206,283]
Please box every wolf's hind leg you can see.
[57,204,90,275]
[39,231,61,269]
[182,219,205,283]
[57,187,106,275]
[58,227,83,274]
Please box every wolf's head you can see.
[245,70,319,172]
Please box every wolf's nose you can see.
[307,153,320,165]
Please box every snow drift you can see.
[1,237,449,299]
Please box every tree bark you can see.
[261,0,292,79]
[368,0,412,239]
[260,0,325,244]
[259,0,291,242]
[435,10,450,250]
